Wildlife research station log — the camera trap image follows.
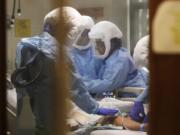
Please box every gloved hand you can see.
[95,108,119,116]
[143,115,148,123]
[129,101,146,122]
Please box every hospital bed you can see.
[6,78,17,135]
[68,97,147,135]
[6,78,36,135]
[115,87,145,101]
[91,130,147,135]
[6,77,147,135]
[68,87,147,135]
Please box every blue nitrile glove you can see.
[95,108,119,116]
[143,115,148,123]
[129,101,146,122]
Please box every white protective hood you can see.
[89,21,123,59]
[43,6,82,46]
[72,15,95,50]
[133,35,149,68]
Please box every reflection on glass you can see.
[6,0,149,134]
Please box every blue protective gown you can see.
[15,32,99,116]
[70,72,99,114]
[84,48,147,94]
[68,47,102,80]
[16,32,57,68]
[15,32,57,133]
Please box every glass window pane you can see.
[6,0,149,134]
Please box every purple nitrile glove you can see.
[95,108,119,116]
[129,101,146,123]
[143,115,148,123]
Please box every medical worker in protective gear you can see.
[68,15,101,79]
[44,7,118,116]
[132,35,150,105]
[14,7,118,135]
[84,21,147,95]
[129,88,149,127]
[129,35,150,125]
[133,35,149,68]
[15,7,63,134]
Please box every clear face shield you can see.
[89,21,123,59]
[73,28,91,50]
[92,38,111,59]
[95,39,106,55]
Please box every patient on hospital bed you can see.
[67,97,148,134]
[95,99,148,133]
[96,114,148,132]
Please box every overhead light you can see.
[11,0,16,22]
[17,0,22,16]
[11,15,15,23]
[10,21,15,28]
[17,8,22,16]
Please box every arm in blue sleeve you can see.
[15,42,23,68]
[84,59,130,94]
[70,72,99,114]
[135,87,148,103]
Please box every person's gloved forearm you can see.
[129,101,146,123]
[95,108,119,116]
[143,115,148,123]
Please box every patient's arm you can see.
[114,116,148,131]
[98,116,148,132]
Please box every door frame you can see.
[0,0,7,134]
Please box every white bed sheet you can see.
[7,88,17,109]
[98,97,134,113]
[91,130,147,135]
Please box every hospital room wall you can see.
[6,0,129,73]
[112,0,129,50]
